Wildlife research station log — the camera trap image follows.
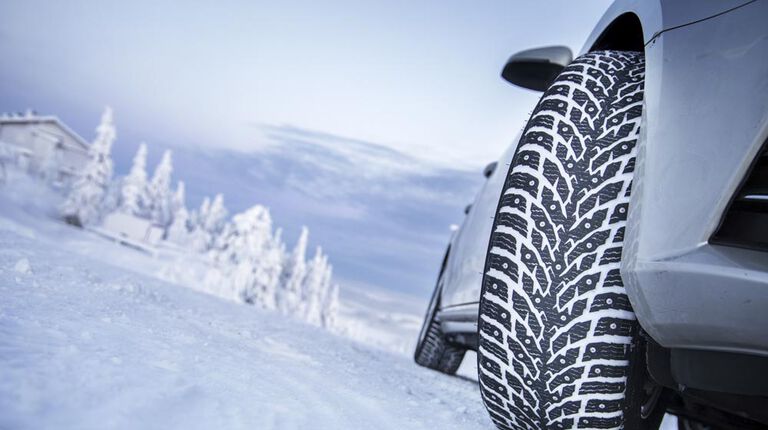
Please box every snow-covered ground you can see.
[0,175,678,429]
[0,176,492,429]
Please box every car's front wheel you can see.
[477,50,657,429]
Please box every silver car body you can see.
[438,0,768,357]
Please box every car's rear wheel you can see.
[477,51,651,429]
[414,276,466,374]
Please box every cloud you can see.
[258,124,482,205]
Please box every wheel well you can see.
[590,13,644,52]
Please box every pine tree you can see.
[278,227,308,316]
[194,193,228,252]
[265,227,287,310]
[321,279,340,329]
[189,196,211,251]
[102,177,122,215]
[120,142,148,216]
[61,106,116,226]
[92,106,116,175]
[209,205,283,307]
[171,181,186,215]
[302,246,328,325]
[166,181,190,244]
[257,233,285,310]
[167,206,190,244]
[203,193,227,234]
[148,149,173,227]
[194,196,211,227]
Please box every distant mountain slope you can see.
[111,125,486,299]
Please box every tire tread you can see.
[478,50,645,430]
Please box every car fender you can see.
[580,0,755,55]
[621,0,768,355]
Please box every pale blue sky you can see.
[0,0,611,168]
[0,0,614,297]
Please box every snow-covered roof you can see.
[0,114,90,151]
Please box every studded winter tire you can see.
[414,277,466,374]
[477,51,646,430]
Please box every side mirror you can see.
[483,161,498,178]
[501,46,573,91]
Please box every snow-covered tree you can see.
[148,150,173,227]
[189,196,211,251]
[171,180,186,216]
[321,279,340,329]
[166,182,190,244]
[209,205,283,307]
[119,143,148,216]
[61,106,116,226]
[91,106,116,179]
[189,193,228,252]
[301,246,327,325]
[278,227,308,316]
[167,207,190,244]
[102,177,122,215]
[203,193,227,233]
[258,236,285,310]
[298,246,338,327]
[193,196,211,227]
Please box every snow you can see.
[13,257,31,274]
[100,212,154,242]
[0,182,494,430]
